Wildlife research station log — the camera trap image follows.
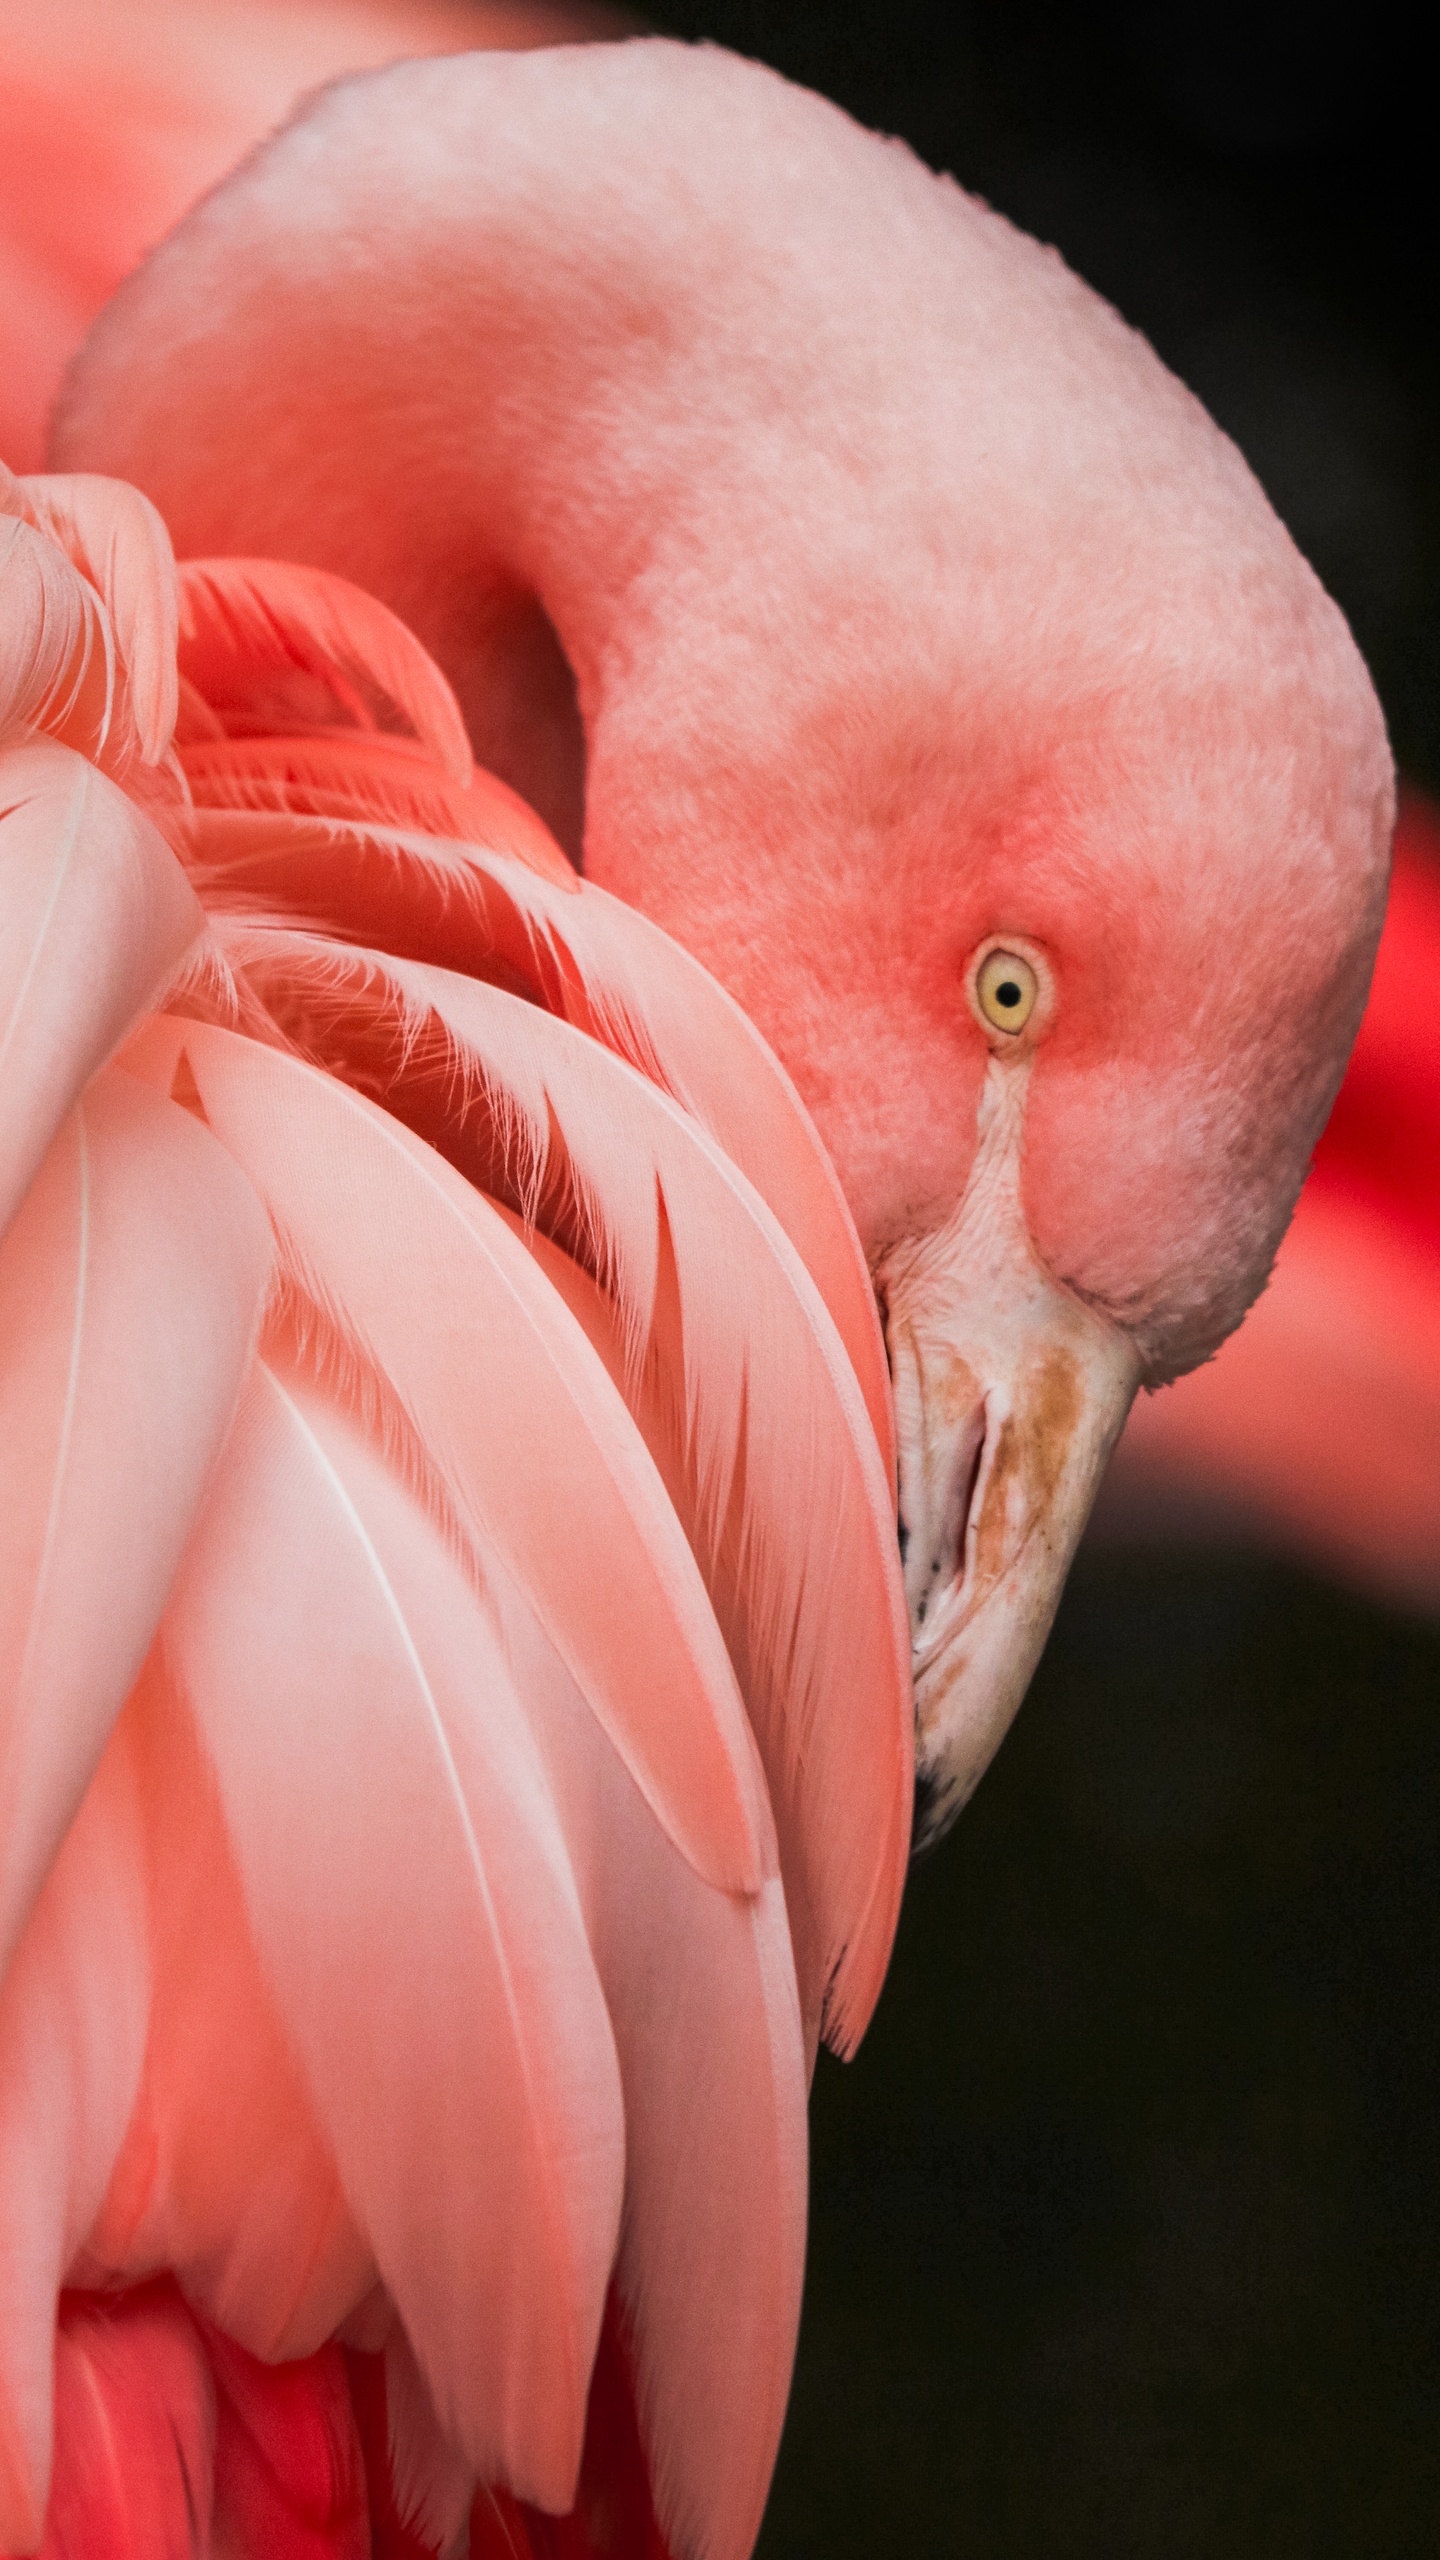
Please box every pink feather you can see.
[0,1066,271,1988]
[0,739,202,1236]
[0,516,115,767]
[41,2288,215,2560]
[375,2324,477,2555]
[119,1011,770,1897]
[176,558,472,783]
[220,922,912,2052]
[176,803,892,1467]
[164,1355,625,2507]
[0,1734,150,2552]
[177,733,578,889]
[98,1650,376,2368]
[496,1574,807,2560]
[15,475,179,768]
[204,2320,368,2560]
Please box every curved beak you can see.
[877,1064,1139,1842]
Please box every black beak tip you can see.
[911,1765,956,1858]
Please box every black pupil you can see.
[995,980,1022,1008]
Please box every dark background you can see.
[626,7,1440,2552]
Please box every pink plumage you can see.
[0,464,891,2558]
[44,2290,215,2559]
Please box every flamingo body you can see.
[1,478,901,2558]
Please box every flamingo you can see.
[3,34,1391,2560]
[6,0,1428,1617]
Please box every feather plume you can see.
[204,2320,368,2560]
[0,739,203,1239]
[221,925,911,2050]
[495,1576,806,2560]
[165,1359,624,2508]
[102,1649,376,2369]
[177,558,471,785]
[177,803,890,1461]
[0,1733,151,2552]
[120,1012,772,1901]
[379,2326,476,2558]
[0,1067,271,1987]
[177,736,576,891]
[0,513,116,765]
[19,474,180,767]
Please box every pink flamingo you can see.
[4,37,1390,2559]
[6,0,1428,1618]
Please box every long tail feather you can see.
[0,1066,271,1986]
[0,740,202,1237]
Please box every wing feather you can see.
[497,1575,806,2560]
[0,739,202,1237]
[177,558,471,786]
[0,513,115,764]
[224,928,910,2049]
[18,474,179,767]
[177,736,575,889]
[165,1359,624,2508]
[179,801,889,1463]
[118,1012,770,1901]
[0,1067,271,1985]
[0,1734,151,2551]
[46,2289,217,2560]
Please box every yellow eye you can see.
[975,948,1039,1036]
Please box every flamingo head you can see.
[52,39,1393,1838]
[585,409,1392,1835]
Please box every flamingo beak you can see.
[876,1068,1140,1843]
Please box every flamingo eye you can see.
[974,948,1039,1036]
